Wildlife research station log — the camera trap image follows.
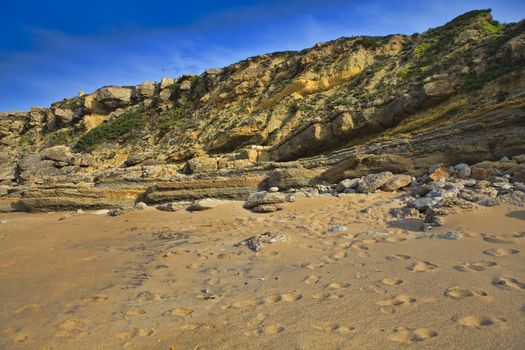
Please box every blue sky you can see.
[1,0,523,111]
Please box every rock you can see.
[358,230,389,238]
[513,170,525,183]
[267,168,320,190]
[107,209,125,216]
[94,209,110,215]
[160,77,175,89]
[187,198,228,211]
[470,166,498,180]
[268,186,279,193]
[408,197,439,212]
[389,207,421,219]
[78,154,94,167]
[453,163,471,178]
[513,154,525,164]
[357,172,393,193]
[422,80,454,97]
[125,153,151,167]
[499,156,510,162]
[159,88,172,101]
[329,225,348,232]
[179,80,192,91]
[419,231,460,240]
[96,87,132,109]
[54,108,75,124]
[514,182,525,192]
[136,81,156,97]
[42,146,72,163]
[422,207,448,231]
[183,157,218,174]
[134,202,148,210]
[321,154,414,183]
[251,203,285,213]
[428,166,449,181]
[155,201,193,212]
[380,174,412,191]
[495,191,525,206]
[243,191,286,209]
[235,231,290,252]
[335,178,360,193]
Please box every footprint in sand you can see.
[260,325,284,335]
[168,308,194,317]
[180,323,215,331]
[407,261,438,272]
[483,248,519,257]
[263,292,302,304]
[14,303,41,314]
[444,287,487,299]
[379,278,403,286]
[116,328,154,340]
[482,235,512,244]
[325,282,351,290]
[453,261,497,272]
[304,275,321,285]
[135,291,162,302]
[121,307,146,318]
[311,323,354,333]
[389,327,438,343]
[55,320,88,341]
[493,277,525,290]
[247,313,269,327]
[455,315,507,329]
[312,292,343,300]
[377,295,416,307]
[81,295,108,303]
[13,333,29,343]
[386,254,411,261]
[229,299,259,309]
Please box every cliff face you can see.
[1,9,525,211]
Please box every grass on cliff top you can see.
[75,108,146,152]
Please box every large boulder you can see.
[53,108,75,124]
[42,146,72,163]
[321,154,414,183]
[380,174,412,191]
[187,198,229,211]
[267,167,321,190]
[182,156,218,174]
[243,191,286,209]
[357,172,393,193]
[95,87,132,110]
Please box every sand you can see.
[0,192,524,349]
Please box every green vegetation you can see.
[357,37,383,49]
[165,81,180,94]
[45,129,72,147]
[157,108,186,136]
[462,66,512,91]
[75,108,146,151]
[481,21,505,35]
[414,43,431,58]
[399,66,421,81]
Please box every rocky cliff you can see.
[1,9,525,212]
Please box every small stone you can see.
[235,232,290,252]
[453,163,471,178]
[335,178,360,193]
[329,225,348,232]
[419,231,460,240]
[0,220,7,224]
[250,203,285,213]
[108,209,124,216]
[499,156,510,162]
[268,186,279,193]
[187,198,228,211]
[94,209,110,215]
[408,197,438,212]
[134,202,148,210]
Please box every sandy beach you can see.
[1,193,524,349]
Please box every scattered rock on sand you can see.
[244,191,287,212]
[187,198,229,211]
[357,172,393,193]
[329,225,348,232]
[380,174,412,191]
[156,201,193,212]
[235,231,290,252]
[250,203,285,213]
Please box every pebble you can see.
[329,225,348,232]
[268,186,279,192]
